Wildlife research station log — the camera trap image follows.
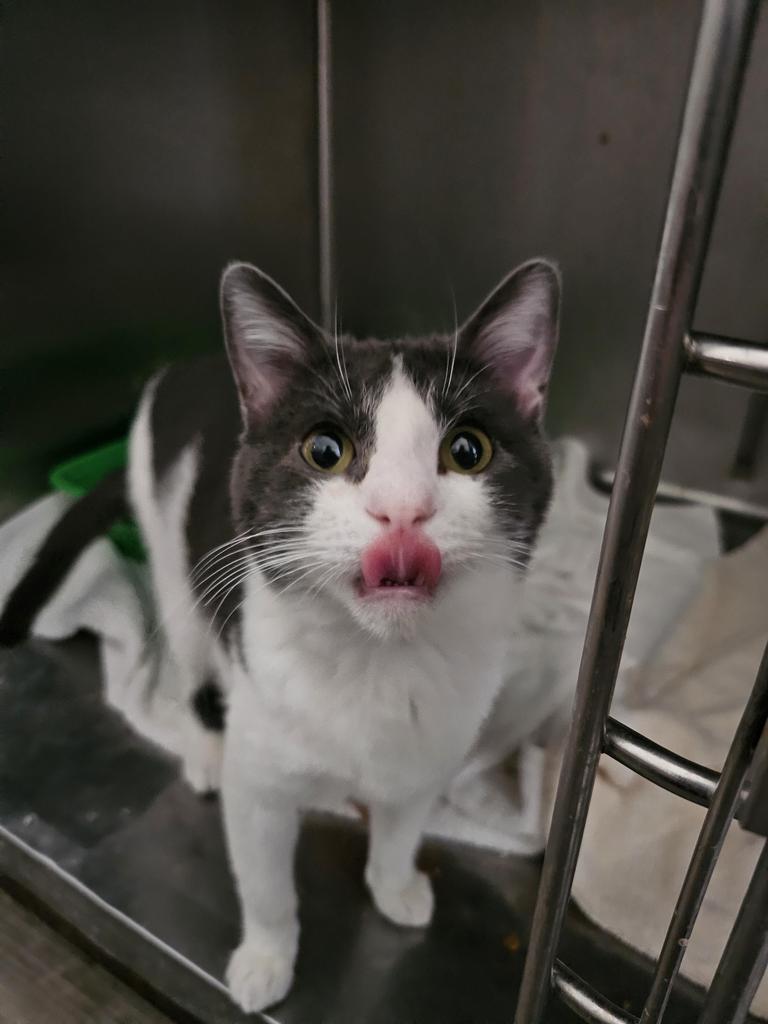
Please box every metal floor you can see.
[0,636,736,1024]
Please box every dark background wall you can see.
[2,0,318,500]
[2,1,767,508]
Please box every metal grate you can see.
[514,2,768,1023]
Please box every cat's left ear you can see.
[459,259,561,422]
[220,262,323,422]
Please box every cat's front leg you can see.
[222,755,301,1013]
[365,791,438,928]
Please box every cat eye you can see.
[301,427,355,474]
[439,426,493,475]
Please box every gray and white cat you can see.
[3,258,560,1012]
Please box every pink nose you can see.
[365,494,436,529]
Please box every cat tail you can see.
[0,467,129,647]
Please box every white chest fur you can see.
[228,564,522,806]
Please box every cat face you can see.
[221,261,559,638]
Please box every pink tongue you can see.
[361,530,442,591]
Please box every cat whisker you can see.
[194,549,301,596]
[458,548,529,573]
[196,540,314,588]
[191,526,307,578]
[208,559,309,626]
[337,304,353,400]
[196,554,258,593]
[193,538,311,587]
[449,361,492,403]
[202,551,321,604]
[275,562,334,598]
[441,287,460,399]
[333,300,353,402]
[208,559,330,623]
[157,544,309,635]
[191,531,254,577]
[213,594,249,645]
[306,562,345,598]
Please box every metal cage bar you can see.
[697,839,768,1024]
[639,638,768,1022]
[514,2,760,1022]
[552,961,639,1024]
[317,0,335,333]
[738,721,768,836]
[604,718,719,808]
[732,393,768,477]
[685,332,768,391]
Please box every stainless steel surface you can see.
[685,333,768,391]
[553,962,639,1024]
[698,840,768,1024]
[317,0,335,333]
[5,2,768,511]
[640,636,768,1023]
[515,3,760,1021]
[0,827,260,1024]
[332,0,768,507]
[0,637,720,1024]
[604,718,718,809]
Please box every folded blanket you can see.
[568,522,768,1016]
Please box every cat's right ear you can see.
[220,262,321,422]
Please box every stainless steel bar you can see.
[604,718,719,808]
[685,332,768,391]
[738,723,768,836]
[732,393,768,478]
[316,0,334,333]
[594,468,768,521]
[552,962,640,1024]
[514,3,759,1021]
[0,827,267,1024]
[697,840,768,1024]
[640,637,768,1023]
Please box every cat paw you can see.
[226,932,296,1013]
[365,867,434,928]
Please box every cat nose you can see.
[366,494,436,529]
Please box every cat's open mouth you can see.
[358,530,442,602]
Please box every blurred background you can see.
[3,0,767,509]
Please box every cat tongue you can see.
[360,530,442,594]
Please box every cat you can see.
[0,257,560,1012]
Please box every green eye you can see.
[440,426,493,474]
[301,427,354,474]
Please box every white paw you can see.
[226,931,297,1014]
[366,867,434,928]
[182,734,223,795]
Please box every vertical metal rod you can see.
[732,392,768,478]
[697,839,768,1024]
[317,0,335,333]
[640,639,768,1022]
[737,717,768,836]
[514,3,758,1021]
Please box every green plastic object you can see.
[49,440,146,562]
